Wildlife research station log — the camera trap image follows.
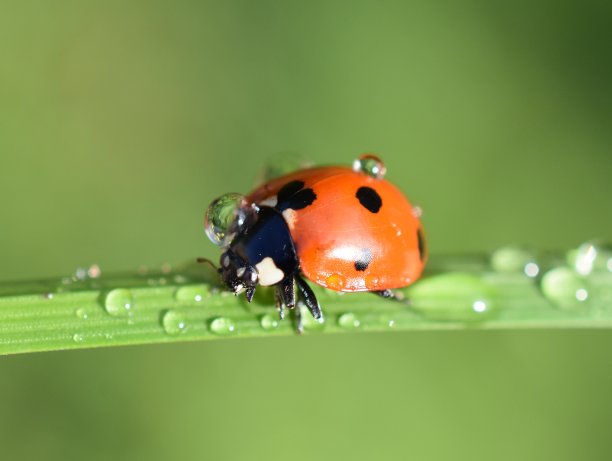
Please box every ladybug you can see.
[203,154,426,331]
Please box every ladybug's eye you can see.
[204,193,254,247]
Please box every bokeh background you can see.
[1,1,611,460]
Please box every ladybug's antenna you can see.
[196,257,219,272]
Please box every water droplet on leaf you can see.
[162,310,188,336]
[104,289,133,317]
[491,246,539,277]
[572,241,612,276]
[338,312,360,329]
[541,267,589,310]
[209,317,236,335]
[260,314,279,330]
[175,285,209,302]
[407,273,497,321]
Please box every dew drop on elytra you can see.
[352,154,387,180]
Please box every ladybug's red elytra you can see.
[203,155,426,332]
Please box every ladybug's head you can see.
[204,192,299,303]
[218,248,259,301]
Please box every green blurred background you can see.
[1,1,611,460]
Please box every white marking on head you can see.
[234,284,245,293]
[250,271,257,282]
[258,196,278,207]
[281,209,297,228]
[236,267,245,277]
[255,257,285,286]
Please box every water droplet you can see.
[472,300,487,312]
[407,273,497,321]
[338,312,360,329]
[175,285,209,303]
[75,308,89,320]
[173,274,188,284]
[260,313,279,330]
[74,267,87,280]
[352,153,386,179]
[325,273,346,291]
[88,264,101,278]
[524,262,540,278]
[104,289,133,317]
[300,306,325,331]
[43,292,54,300]
[73,333,84,343]
[490,246,539,277]
[541,267,589,310]
[204,193,254,247]
[162,310,188,336]
[573,241,612,276]
[365,275,380,290]
[209,317,236,335]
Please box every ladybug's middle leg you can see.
[295,274,322,320]
[276,276,296,310]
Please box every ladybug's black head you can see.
[205,193,298,304]
[219,248,259,301]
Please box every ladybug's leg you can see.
[245,287,256,303]
[295,275,322,320]
[372,289,407,302]
[274,290,285,320]
[278,276,296,309]
[374,289,394,299]
[294,300,304,335]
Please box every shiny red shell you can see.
[247,166,426,292]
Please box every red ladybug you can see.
[204,155,426,330]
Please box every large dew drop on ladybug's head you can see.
[352,153,386,179]
[204,193,255,247]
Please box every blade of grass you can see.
[0,251,610,355]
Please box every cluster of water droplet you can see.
[491,241,612,312]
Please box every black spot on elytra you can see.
[356,186,382,213]
[354,248,372,271]
[417,228,426,262]
[277,180,317,211]
[277,180,305,202]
